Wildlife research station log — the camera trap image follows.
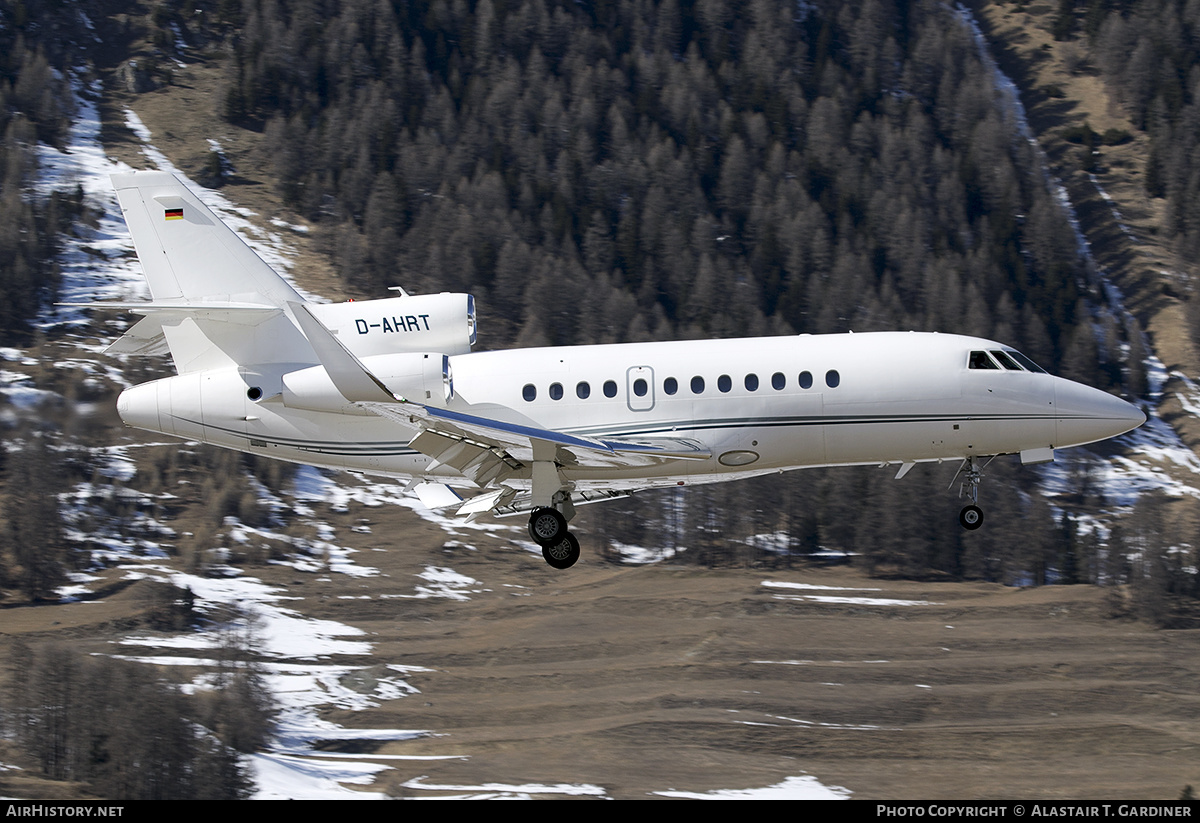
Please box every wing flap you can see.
[406,427,520,487]
[411,482,463,510]
[456,487,517,519]
[489,487,632,518]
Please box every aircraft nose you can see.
[1053,378,1146,448]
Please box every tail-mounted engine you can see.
[281,352,453,413]
[307,292,476,358]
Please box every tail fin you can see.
[108,171,313,373]
[111,171,304,306]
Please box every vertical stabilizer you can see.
[111,171,304,306]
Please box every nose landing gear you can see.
[959,504,983,530]
[951,456,993,531]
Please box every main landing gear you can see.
[528,506,581,569]
[951,455,993,531]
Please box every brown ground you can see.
[5,500,1200,800]
[345,538,1200,800]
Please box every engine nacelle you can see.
[280,352,453,413]
[307,292,476,358]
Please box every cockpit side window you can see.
[969,351,999,370]
[1007,350,1047,374]
[990,350,1023,371]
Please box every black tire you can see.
[959,505,984,530]
[542,532,580,569]
[528,507,568,546]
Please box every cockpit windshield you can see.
[991,350,1022,371]
[969,351,999,370]
[1005,350,1047,373]
[968,349,1048,374]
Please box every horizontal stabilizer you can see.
[104,315,171,356]
[71,300,294,367]
[60,301,282,321]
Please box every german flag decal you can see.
[164,208,184,220]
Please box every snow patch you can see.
[655,774,851,799]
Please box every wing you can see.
[364,399,710,487]
[290,302,710,513]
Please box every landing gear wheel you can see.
[542,532,580,570]
[959,505,984,530]
[528,507,568,546]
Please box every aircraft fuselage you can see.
[98,170,1146,568]
[118,330,1142,494]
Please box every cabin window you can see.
[1008,350,1047,373]
[603,380,618,398]
[691,376,705,394]
[718,374,732,393]
[549,382,564,400]
[522,384,537,401]
[969,351,999,370]
[576,381,590,399]
[799,371,813,389]
[664,377,678,395]
[991,350,1022,371]
[745,373,759,391]
[772,372,785,390]
[825,369,840,388]
[633,378,648,397]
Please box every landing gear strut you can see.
[528,505,580,569]
[951,456,993,531]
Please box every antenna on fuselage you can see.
[387,286,412,297]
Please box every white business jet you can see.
[88,172,1145,569]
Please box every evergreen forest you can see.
[2,0,1197,605]
[204,0,1158,585]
